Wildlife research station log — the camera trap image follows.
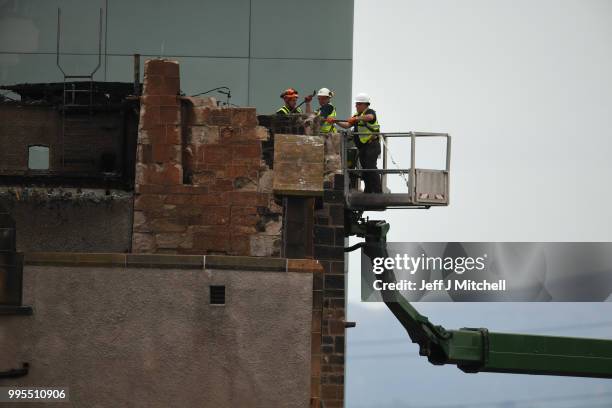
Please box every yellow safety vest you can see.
[354,110,380,143]
[277,105,302,115]
[317,104,337,133]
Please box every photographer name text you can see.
[373,279,507,292]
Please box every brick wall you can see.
[132,59,281,256]
[312,173,346,408]
[0,100,136,179]
[0,106,58,172]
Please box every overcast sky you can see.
[346,1,612,406]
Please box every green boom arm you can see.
[352,219,612,379]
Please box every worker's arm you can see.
[327,116,358,129]
[305,94,313,114]
[334,120,351,129]
[329,113,375,128]
[358,113,375,122]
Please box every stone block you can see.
[152,144,180,164]
[150,218,187,233]
[185,106,211,125]
[273,134,324,196]
[155,233,184,249]
[181,96,216,109]
[230,234,250,255]
[228,192,269,206]
[201,206,230,225]
[202,145,232,164]
[137,144,153,164]
[145,59,179,77]
[165,125,182,145]
[142,74,164,95]
[140,104,160,126]
[195,194,226,206]
[232,144,261,160]
[132,232,155,252]
[257,169,274,193]
[138,125,165,145]
[230,206,258,226]
[132,211,148,232]
[188,126,219,145]
[287,259,323,273]
[225,164,250,179]
[134,194,165,211]
[233,176,257,191]
[273,162,324,196]
[249,234,280,257]
[230,108,258,127]
[255,126,270,141]
[160,106,180,124]
[147,163,182,185]
[210,179,234,192]
[209,109,232,126]
[191,171,216,185]
[193,231,230,253]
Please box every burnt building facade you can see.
[0,59,347,408]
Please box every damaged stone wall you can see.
[0,187,133,253]
[132,59,282,256]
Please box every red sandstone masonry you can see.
[132,59,281,256]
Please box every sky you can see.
[346,1,612,406]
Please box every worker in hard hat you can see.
[330,92,382,193]
[277,88,312,115]
[306,87,337,133]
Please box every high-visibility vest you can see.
[317,104,337,133]
[277,105,302,115]
[354,110,380,143]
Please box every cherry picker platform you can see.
[341,131,450,211]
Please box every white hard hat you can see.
[317,87,333,97]
[354,93,370,103]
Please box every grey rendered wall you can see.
[0,264,313,407]
[0,0,354,117]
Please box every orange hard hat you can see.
[280,88,299,99]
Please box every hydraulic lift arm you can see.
[349,217,612,379]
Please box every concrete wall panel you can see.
[107,0,250,57]
[0,264,312,407]
[0,0,106,54]
[250,0,354,60]
[0,53,104,84]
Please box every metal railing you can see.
[340,131,451,208]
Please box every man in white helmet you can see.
[330,93,382,193]
[307,87,337,133]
